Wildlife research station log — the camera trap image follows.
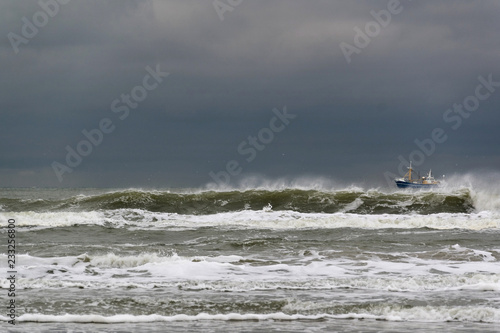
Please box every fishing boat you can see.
[395,162,441,188]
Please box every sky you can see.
[1,0,499,188]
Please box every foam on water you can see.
[4,209,498,231]
[443,172,500,212]
[0,211,106,229]
[3,250,499,292]
[2,183,499,330]
[2,304,500,323]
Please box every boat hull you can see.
[395,181,439,189]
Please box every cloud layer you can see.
[1,0,499,187]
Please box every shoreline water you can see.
[1,185,499,332]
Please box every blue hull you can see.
[395,181,439,189]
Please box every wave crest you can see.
[0,188,478,215]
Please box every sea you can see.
[1,175,500,332]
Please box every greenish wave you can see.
[0,188,475,215]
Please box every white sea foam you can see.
[0,211,106,229]
[342,198,364,212]
[2,304,500,323]
[441,172,500,212]
[3,252,499,293]
[5,271,500,294]
[4,209,499,231]
[0,313,337,324]
[119,209,500,230]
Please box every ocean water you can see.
[1,178,500,332]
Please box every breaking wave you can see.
[0,188,481,215]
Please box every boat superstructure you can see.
[395,162,440,188]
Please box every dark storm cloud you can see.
[1,0,499,187]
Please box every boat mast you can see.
[408,161,412,181]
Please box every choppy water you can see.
[1,179,500,332]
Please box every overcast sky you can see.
[1,0,499,188]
